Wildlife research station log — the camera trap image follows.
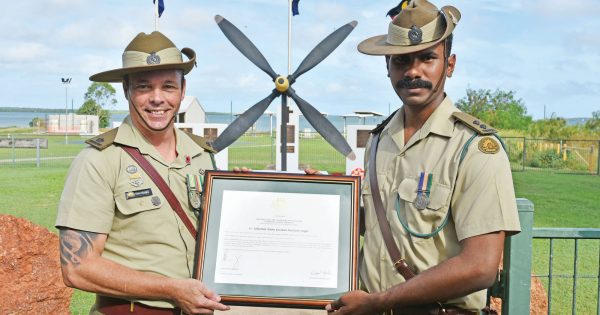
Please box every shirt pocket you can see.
[114,189,162,216]
[396,177,452,240]
[397,177,451,211]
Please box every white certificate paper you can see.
[214,190,340,288]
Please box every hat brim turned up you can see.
[358,5,460,56]
[89,48,196,83]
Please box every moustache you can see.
[395,78,433,90]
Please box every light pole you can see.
[61,77,71,144]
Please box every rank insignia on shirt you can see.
[151,196,161,206]
[126,165,138,174]
[478,137,500,154]
[125,188,153,200]
[129,179,144,187]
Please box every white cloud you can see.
[0,42,51,62]
[527,0,600,17]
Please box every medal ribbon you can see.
[416,171,425,200]
[425,173,433,199]
[187,174,203,193]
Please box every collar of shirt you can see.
[113,116,204,168]
[382,96,457,152]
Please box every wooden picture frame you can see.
[195,171,360,308]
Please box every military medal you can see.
[414,172,433,210]
[186,174,204,212]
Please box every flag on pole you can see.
[153,0,165,17]
[292,0,300,16]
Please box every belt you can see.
[391,305,477,315]
[97,296,182,315]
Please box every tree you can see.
[584,110,600,132]
[85,82,117,108]
[455,88,532,130]
[527,117,576,139]
[78,82,117,128]
[77,100,110,128]
[29,117,45,128]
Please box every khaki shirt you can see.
[56,117,214,309]
[360,97,521,311]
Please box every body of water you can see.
[0,111,387,133]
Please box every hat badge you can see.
[146,52,161,65]
[408,25,423,44]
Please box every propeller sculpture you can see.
[211,15,357,170]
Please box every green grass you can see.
[1,133,599,314]
[513,171,600,314]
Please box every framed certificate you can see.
[194,171,360,308]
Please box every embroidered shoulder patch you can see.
[478,137,500,154]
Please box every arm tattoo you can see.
[59,229,99,267]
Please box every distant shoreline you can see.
[0,107,129,114]
[0,107,240,116]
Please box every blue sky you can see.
[1,0,599,120]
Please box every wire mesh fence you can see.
[1,133,599,175]
[504,137,600,175]
[0,134,88,168]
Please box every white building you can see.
[47,114,99,135]
[176,96,206,123]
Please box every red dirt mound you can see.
[0,215,72,314]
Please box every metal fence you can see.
[2,133,599,175]
[0,134,88,168]
[497,200,600,315]
[503,137,600,175]
[532,229,600,315]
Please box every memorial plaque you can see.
[286,125,295,144]
[0,138,48,149]
[356,130,370,148]
[286,145,295,153]
[204,128,219,143]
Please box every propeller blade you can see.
[290,20,358,81]
[211,91,279,152]
[215,15,278,80]
[287,89,355,160]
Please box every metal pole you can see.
[11,135,15,168]
[281,96,288,171]
[269,113,273,138]
[522,138,527,172]
[288,0,292,75]
[154,0,159,31]
[36,138,40,168]
[281,0,292,172]
[65,84,68,144]
[597,140,600,175]
[71,98,74,133]
[501,198,534,315]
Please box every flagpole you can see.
[154,0,159,31]
[288,0,292,74]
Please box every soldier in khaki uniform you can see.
[326,1,521,314]
[56,31,230,314]
[56,31,327,315]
